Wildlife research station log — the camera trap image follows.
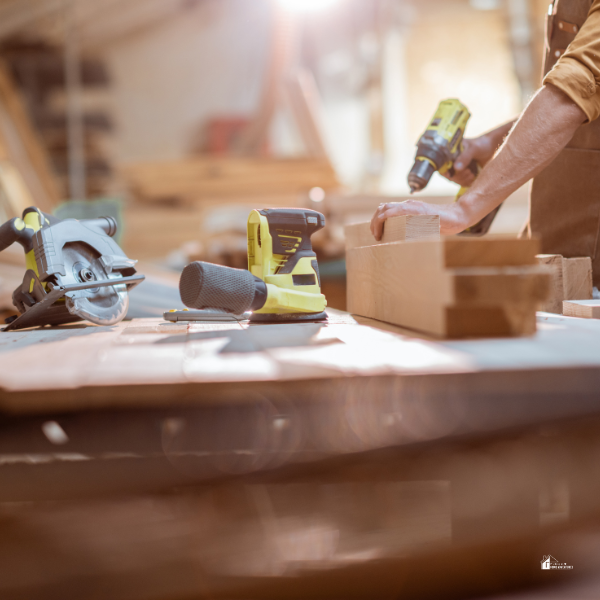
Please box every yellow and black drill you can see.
[408,98,501,235]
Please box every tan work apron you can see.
[529,0,600,285]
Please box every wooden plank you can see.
[346,239,452,336]
[120,157,340,202]
[563,257,593,300]
[451,266,550,305]
[121,196,302,260]
[563,300,600,319]
[536,255,592,314]
[344,215,440,250]
[346,237,548,338]
[536,254,564,313]
[446,303,537,337]
[445,237,540,268]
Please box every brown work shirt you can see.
[529,0,600,287]
[544,0,600,122]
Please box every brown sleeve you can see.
[544,0,600,122]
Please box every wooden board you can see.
[563,299,600,319]
[537,254,593,313]
[5,307,600,416]
[346,237,548,338]
[121,196,302,260]
[445,237,540,267]
[537,254,565,313]
[563,257,593,300]
[120,157,340,203]
[344,215,440,250]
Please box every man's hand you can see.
[369,84,586,242]
[442,121,516,187]
[370,200,466,240]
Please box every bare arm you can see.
[370,85,586,238]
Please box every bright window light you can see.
[277,0,340,13]
[309,187,325,202]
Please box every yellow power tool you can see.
[178,208,327,322]
[408,98,501,235]
[0,206,144,331]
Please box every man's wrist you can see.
[449,196,475,234]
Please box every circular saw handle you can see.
[0,218,32,253]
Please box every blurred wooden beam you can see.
[283,69,328,159]
[235,4,296,156]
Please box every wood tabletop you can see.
[2,309,600,417]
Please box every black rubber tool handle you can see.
[180,261,267,314]
[0,218,30,253]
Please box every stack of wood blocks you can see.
[345,215,551,338]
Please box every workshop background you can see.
[5,2,600,600]
[0,0,549,317]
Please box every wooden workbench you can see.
[3,308,600,410]
[2,310,600,599]
[0,307,600,500]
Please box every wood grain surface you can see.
[344,215,440,250]
[347,237,548,337]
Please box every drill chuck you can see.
[408,159,436,193]
[179,261,267,314]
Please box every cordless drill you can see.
[178,208,327,322]
[408,98,501,235]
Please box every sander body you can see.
[179,208,327,322]
[408,98,501,235]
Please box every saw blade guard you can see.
[60,242,130,326]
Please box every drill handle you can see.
[455,160,481,201]
[0,218,31,253]
[467,159,480,178]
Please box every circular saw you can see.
[0,207,144,331]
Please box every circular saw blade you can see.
[60,242,130,326]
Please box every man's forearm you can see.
[481,120,516,154]
[452,84,586,233]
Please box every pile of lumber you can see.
[121,156,340,204]
[1,39,113,198]
[120,156,341,261]
[345,215,551,338]
[0,61,60,215]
